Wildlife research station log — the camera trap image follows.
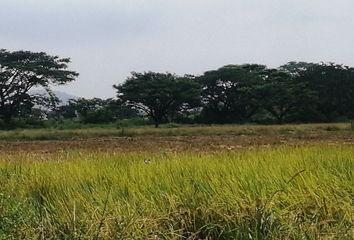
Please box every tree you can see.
[63,98,139,124]
[279,61,316,76]
[302,63,354,121]
[258,68,316,123]
[114,72,201,127]
[281,62,354,121]
[0,49,78,125]
[199,64,266,123]
[50,104,77,120]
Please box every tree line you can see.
[1,49,354,128]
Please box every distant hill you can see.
[29,90,79,105]
[54,91,79,104]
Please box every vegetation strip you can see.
[0,145,353,239]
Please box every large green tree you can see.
[281,62,354,121]
[258,68,316,123]
[304,63,354,121]
[114,72,201,127]
[199,64,266,123]
[0,49,78,125]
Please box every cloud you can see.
[0,0,165,44]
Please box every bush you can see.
[0,118,45,130]
[116,118,149,128]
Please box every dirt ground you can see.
[1,134,353,155]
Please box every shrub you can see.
[116,118,149,128]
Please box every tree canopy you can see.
[114,72,201,127]
[56,98,139,124]
[257,68,317,123]
[296,63,354,121]
[2,49,354,128]
[0,49,78,125]
[198,64,266,123]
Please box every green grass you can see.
[0,122,352,140]
[0,145,353,239]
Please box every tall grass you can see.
[0,145,353,239]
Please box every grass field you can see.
[0,122,352,141]
[0,124,353,239]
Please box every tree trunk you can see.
[276,114,284,124]
[152,116,159,128]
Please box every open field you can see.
[0,124,353,239]
[0,122,352,141]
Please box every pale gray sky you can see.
[1,0,354,98]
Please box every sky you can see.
[1,0,354,98]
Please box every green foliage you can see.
[52,98,139,124]
[198,62,354,124]
[0,118,46,130]
[0,49,78,125]
[114,72,201,127]
[285,62,354,121]
[116,117,149,128]
[0,145,352,239]
[199,64,266,123]
[258,68,317,123]
[2,51,354,128]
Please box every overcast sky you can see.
[1,0,354,98]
